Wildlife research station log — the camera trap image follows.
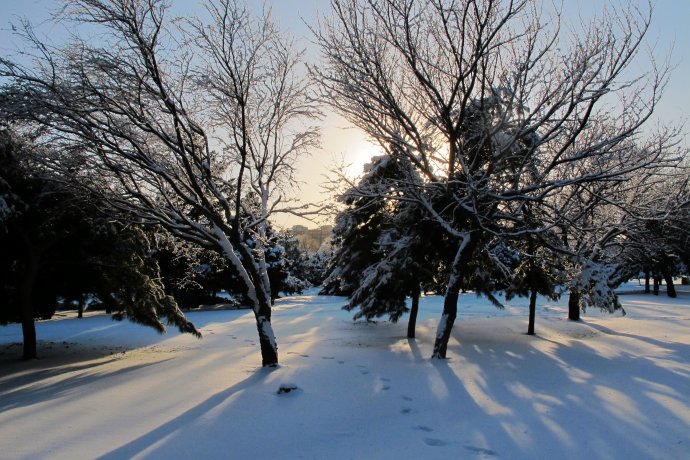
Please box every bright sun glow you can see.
[344,137,384,179]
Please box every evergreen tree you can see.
[0,126,85,358]
[155,219,309,308]
[345,204,442,337]
[305,249,333,287]
[0,126,198,360]
[327,151,515,338]
[280,230,314,288]
[93,225,199,337]
[503,232,564,335]
[261,226,309,300]
[154,233,231,309]
[325,154,446,337]
[321,156,396,296]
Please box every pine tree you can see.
[326,154,446,337]
[0,126,199,360]
[92,225,200,336]
[261,226,309,301]
[154,234,228,309]
[503,233,564,335]
[321,156,396,296]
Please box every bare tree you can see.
[542,130,687,319]
[615,163,690,298]
[0,0,320,366]
[312,0,680,358]
[190,1,321,291]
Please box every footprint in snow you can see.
[464,445,497,457]
[287,352,310,358]
[413,426,434,432]
[276,383,300,395]
[321,356,335,360]
[360,370,370,375]
[401,407,412,414]
[401,395,413,401]
[424,438,448,447]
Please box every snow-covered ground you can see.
[1,285,689,459]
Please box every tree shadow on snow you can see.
[0,357,174,413]
[96,367,276,460]
[434,323,690,459]
[582,320,690,358]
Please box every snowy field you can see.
[1,285,689,460]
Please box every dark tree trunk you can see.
[100,292,114,314]
[568,291,581,321]
[19,246,40,360]
[432,280,460,359]
[232,241,279,367]
[432,236,474,359]
[527,289,537,335]
[78,295,85,318]
[250,280,278,367]
[407,283,421,339]
[644,269,650,293]
[254,311,278,367]
[662,272,677,298]
[653,275,661,295]
[21,317,37,361]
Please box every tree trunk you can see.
[527,289,537,335]
[21,317,37,361]
[407,284,420,339]
[432,235,473,359]
[246,278,278,367]
[78,294,85,318]
[432,282,460,359]
[19,246,40,360]
[219,226,279,367]
[247,270,278,367]
[662,272,677,298]
[644,269,650,293]
[254,311,278,367]
[568,291,580,321]
[653,275,661,295]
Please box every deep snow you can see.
[1,286,689,459]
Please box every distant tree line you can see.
[290,225,334,253]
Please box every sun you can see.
[344,136,384,179]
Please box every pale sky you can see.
[1,0,688,229]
